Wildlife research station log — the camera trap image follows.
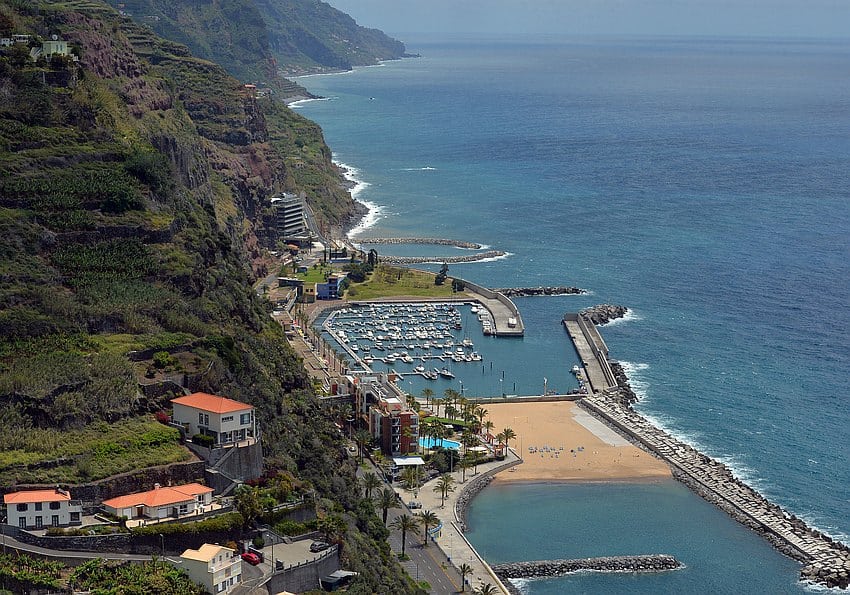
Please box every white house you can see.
[3,488,82,530]
[41,38,69,57]
[174,543,242,594]
[101,483,213,520]
[171,392,256,446]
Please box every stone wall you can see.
[264,549,340,594]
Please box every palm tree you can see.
[459,563,473,592]
[458,455,473,482]
[417,509,439,545]
[390,513,421,557]
[376,487,400,525]
[474,583,499,595]
[482,420,495,441]
[353,429,371,463]
[421,388,434,411]
[406,393,420,412]
[360,472,382,499]
[444,404,458,421]
[495,431,506,449]
[475,406,488,428]
[400,466,419,494]
[433,473,455,507]
[233,485,263,529]
[317,513,347,543]
[501,427,517,449]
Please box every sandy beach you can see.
[484,401,671,482]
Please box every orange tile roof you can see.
[102,483,213,510]
[4,490,71,504]
[171,392,252,414]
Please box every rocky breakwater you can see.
[380,251,506,265]
[580,304,628,325]
[579,388,850,590]
[493,555,681,580]
[494,286,586,297]
[354,237,483,249]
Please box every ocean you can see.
[293,35,850,593]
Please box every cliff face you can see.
[0,2,412,591]
[105,0,410,87]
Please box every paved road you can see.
[352,451,464,594]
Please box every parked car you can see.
[408,501,422,509]
[241,552,261,565]
[309,541,332,553]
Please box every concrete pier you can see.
[492,554,682,579]
[563,312,850,590]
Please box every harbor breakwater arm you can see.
[354,237,483,249]
[379,250,506,264]
[492,555,682,580]
[562,312,850,590]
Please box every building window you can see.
[35,502,42,511]
[16,503,27,512]
[179,504,188,514]
[52,515,59,527]
[19,517,26,528]
[70,512,80,522]
[240,412,252,425]
[222,415,234,422]
[49,501,60,510]
[199,412,203,424]
[35,516,43,528]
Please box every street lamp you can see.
[159,533,164,556]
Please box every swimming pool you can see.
[419,437,461,450]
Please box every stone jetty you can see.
[492,555,681,580]
[379,250,506,264]
[354,237,483,249]
[493,286,586,297]
[579,390,850,590]
[580,303,628,325]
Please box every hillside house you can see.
[173,543,242,594]
[101,483,213,521]
[3,488,82,530]
[171,392,256,446]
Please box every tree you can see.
[501,427,517,449]
[458,454,473,482]
[233,485,263,528]
[353,429,371,463]
[400,466,419,495]
[459,563,473,592]
[417,510,439,545]
[360,472,382,500]
[421,388,434,410]
[433,473,455,507]
[317,513,347,543]
[474,583,499,595]
[376,487,399,525]
[482,420,495,441]
[390,514,421,557]
[495,431,506,448]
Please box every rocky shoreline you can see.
[354,237,483,249]
[580,304,628,325]
[493,286,586,297]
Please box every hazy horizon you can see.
[327,0,849,41]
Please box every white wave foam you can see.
[474,251,513,264]
[508,578,533,594]
[288,96,335,108]
[333,160,384,238]
[617,361,650,401]
[290,70,355,80]
[603,308,643,326]
[400,166,438,171]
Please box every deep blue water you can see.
[294,36,850,592]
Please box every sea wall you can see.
[577,394,850,589]
[494,286,585,297]
[579,304,628,325]
[454,458,523,532]
[492,554,681,579]
[354,237,483,249]
[379,250,505,264]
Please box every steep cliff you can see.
[0,1,413,591]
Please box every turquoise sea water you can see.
[295,36,850,593]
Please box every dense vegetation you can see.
[0,0,416,591]
[104,0,410,88]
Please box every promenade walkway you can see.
[391,451,520,594]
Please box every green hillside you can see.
[0,0,414,590]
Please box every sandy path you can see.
[483,401,671,483]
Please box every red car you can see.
[241,552,261,566]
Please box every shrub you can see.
[192,433,214,448]
[154,411,170,425]
[131,512,243,536]
[252,535,265,549]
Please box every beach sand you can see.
[484,401,671,483]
